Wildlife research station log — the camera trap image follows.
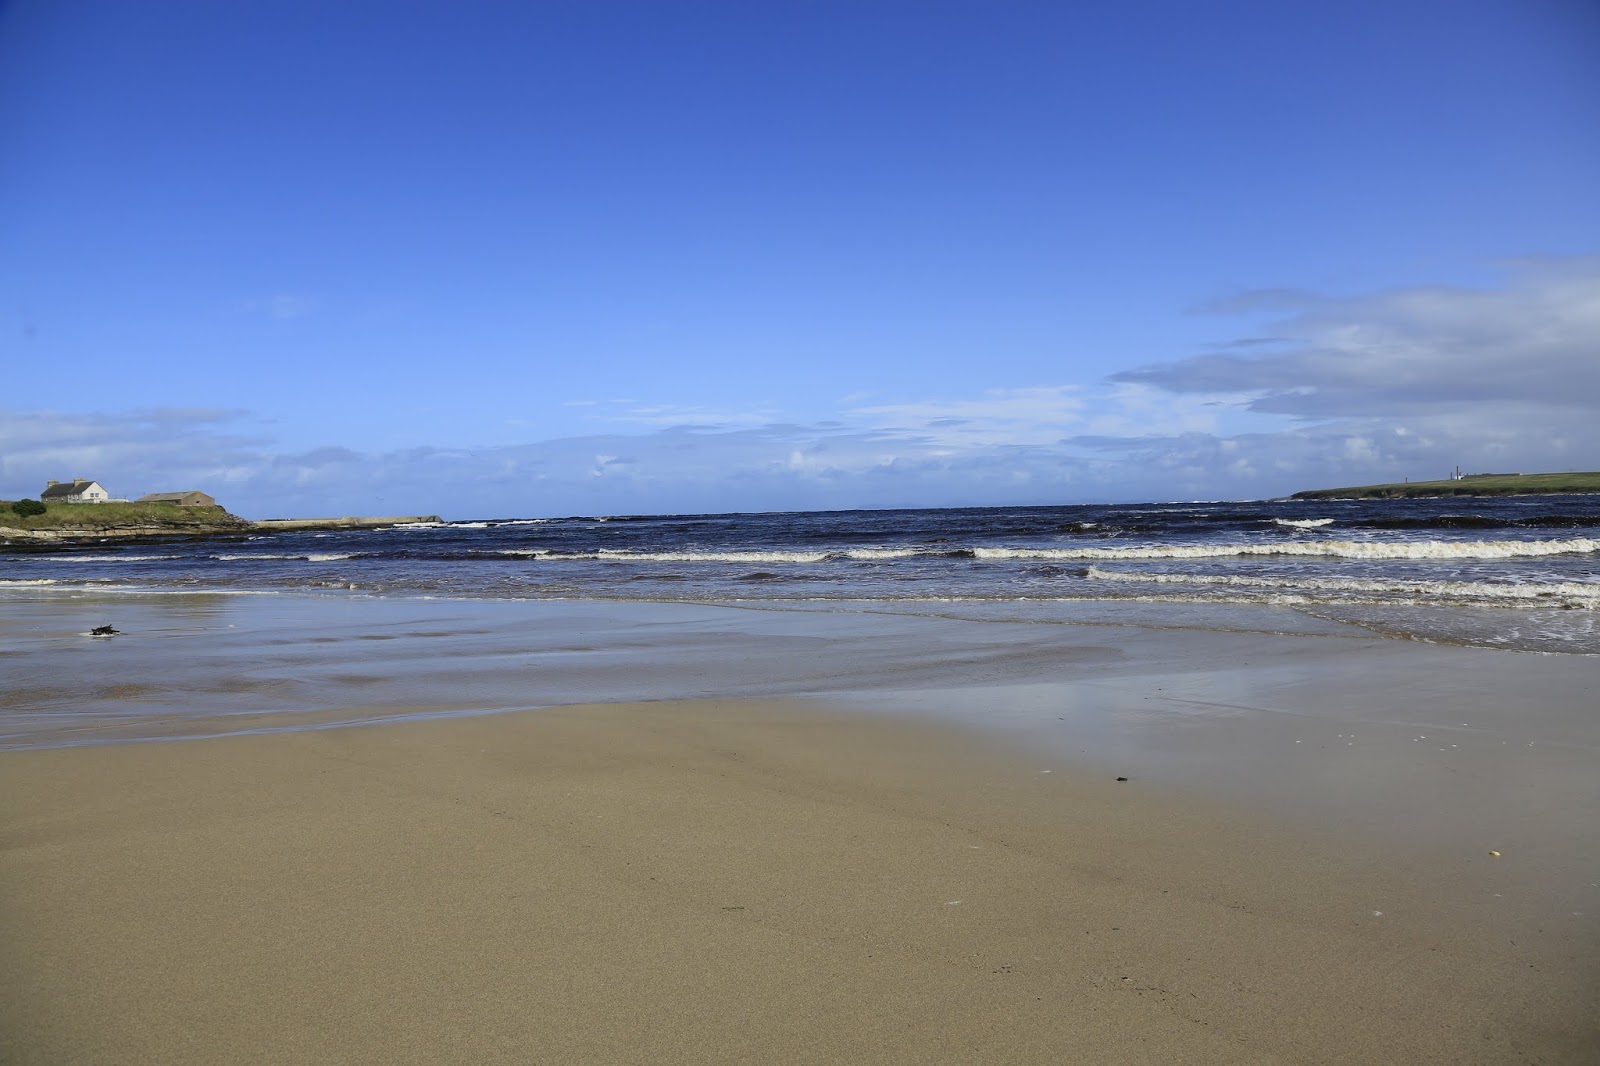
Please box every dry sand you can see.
[3,696,1596,1064]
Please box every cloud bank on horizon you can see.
[5,259,1596,519]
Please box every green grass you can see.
[1291,472,1600,500]
[0,500,248,531]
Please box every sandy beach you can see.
[2,595,1597,1063]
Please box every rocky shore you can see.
[3,505,448,544]
[1,504,441,545]
[0,504,255,544]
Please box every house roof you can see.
[41,480,99,499]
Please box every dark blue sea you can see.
[5,496,1599,653]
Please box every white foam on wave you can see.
[973,537,1600,562]
[833,548,929,561]
[28,554,184,563]
[1273,517,1335,528]
[1085,567,1600,606]
[478,537,1600,565]
[84,585,284,596]
[212,552,357,562]
[0,581,281,596]
[486,548,840,563]
[0,578,57,585]
[580,547,950,564]
[594,549,836,564]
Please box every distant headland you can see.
[2,478,441,543]
[1,499,253,542]
[1291,471,1600,500]
[1,503,442,543]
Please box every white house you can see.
[41,478,112,504]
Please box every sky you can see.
[2,0,1597,519]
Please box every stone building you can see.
[135,490,218,508]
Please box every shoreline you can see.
[3,593,1596,1061]
[8,589,1591,751]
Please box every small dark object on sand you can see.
[1116,776,1129,782]
[90,625,119,636]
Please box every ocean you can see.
[5,495,1600,654]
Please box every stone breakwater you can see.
[250,515,442,531]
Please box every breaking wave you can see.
[1084,567,1600,606]
[449,538,1600,565]
[971,538,1600,562]
[213,552,359,562]
[29,554,185,563]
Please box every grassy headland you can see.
[1291,471,1600,500]
[0,501,253,542]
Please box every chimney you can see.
[46,479,58,487]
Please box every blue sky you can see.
[3,0,1597,518]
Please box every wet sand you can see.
[2,595,1597,1062]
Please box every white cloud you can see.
[848,386,1086,446]
[1119,257,1600,417]
[1072,256,1600,493]
[574,400,780,429]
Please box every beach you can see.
[2,593,1597,1063]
